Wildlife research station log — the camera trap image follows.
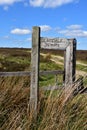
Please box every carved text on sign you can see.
[41,37,69,50]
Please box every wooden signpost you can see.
[0,26,77,119]
[30,26,77,118]
[30,27,40,118]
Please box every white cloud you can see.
[0,0,22,10]
[57,24,87,38]
[29,0,78,8]
[11,28,31,35]
[66,24,83,30]
[0,0,21,5]
[0,0,78,8]
[40,25,52,32]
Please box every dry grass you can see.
[0,48,87,130]
[0,76,30,130]
[0,76,87,130]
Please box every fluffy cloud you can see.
[58,24,87,38]
[29,0,78,8]
[66,25,83,30]
[0,0,21,5]
[11,28,31,35]
[10,25,51,35]
[0,0,78,9]
[40,25,52,32]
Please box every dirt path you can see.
[51,59,63,65]
[51,54,87,66]
[41,53,87,77]
[40,53,64,65]
[76,61,87,66]
[52,55,87,76]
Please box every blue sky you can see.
[0,0,87,50]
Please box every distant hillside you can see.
[0,48,87,61]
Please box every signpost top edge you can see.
[41,37,76,41]
[32,26,77,50]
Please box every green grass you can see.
[83,77,87,87]
[0,53,31,71]
[40,61,63,71]
[0,50,64,86]
[76,64,87,72]
[39,75,55,87]
[39,74,63,87]
[39,57,63,87]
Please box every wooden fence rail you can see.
[0,70,64,77]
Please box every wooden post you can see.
[30,26,40,118]
[64,39,76,87]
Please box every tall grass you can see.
[0,76,87,130]
[0,76,30,130]
[0,48,87,130]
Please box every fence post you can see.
[64,39,76,87]
[30,26,40,118]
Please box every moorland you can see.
[0,48,87,130]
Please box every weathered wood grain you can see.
[64,39,76,87]
[0,71,30,76]
[40,37,69,50]
[0,70,64,77]
[30,26,40,118]
[40,70,64,75]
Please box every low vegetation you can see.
[0,76,87,130]
[0,48,87,130]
